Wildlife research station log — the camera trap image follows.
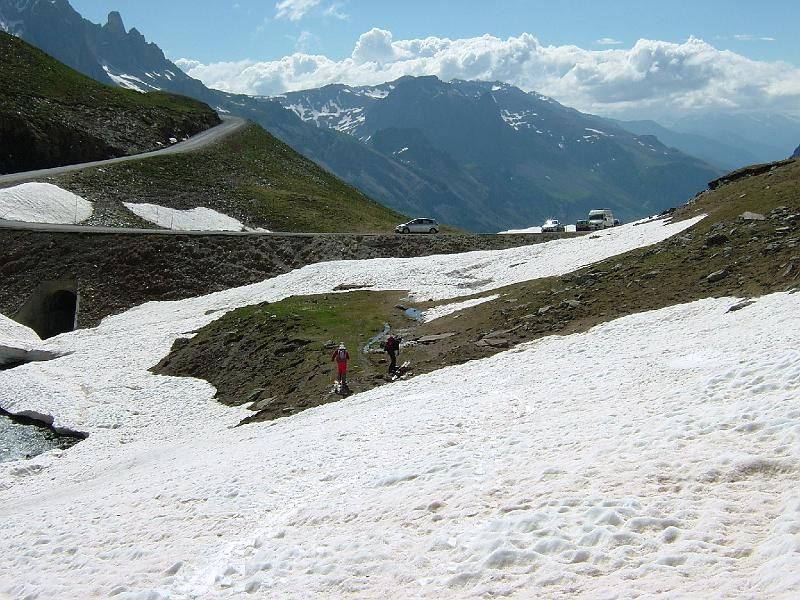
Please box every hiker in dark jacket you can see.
[385,334,399,374]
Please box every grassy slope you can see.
[0,31,219,172]
[55,123,410,232]
[155,158,800,422]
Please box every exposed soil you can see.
[154,159,800,424]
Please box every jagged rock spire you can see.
[105,11,125,36]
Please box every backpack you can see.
[337,348,347,361]
[386,336,398,352]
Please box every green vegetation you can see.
[155,290,411,419]
[156,157,799,424]
[0,32,209,113]
[58,123,409,232]
[0,31,219,173]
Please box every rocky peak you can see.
[793,144,800,158]
[104,10,125,36]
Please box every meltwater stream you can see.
[0,412,82,463]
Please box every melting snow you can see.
[123,203,245,231]
[2,215,799,598]
[421,294,501,322]
[0,182,92,224]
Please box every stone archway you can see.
[15,280,79,340]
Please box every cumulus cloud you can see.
[275,0,320,22]
[177,31,800,120]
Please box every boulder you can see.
[706,269,729,283]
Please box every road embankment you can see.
[0,230,569,328]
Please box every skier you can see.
[332,343,350,386]
[385,334,399,374]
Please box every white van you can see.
[587,209,616,230]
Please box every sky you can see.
[2,190,800,595]
[68,0,799,66]
[64,1,800,121]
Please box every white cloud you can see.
[596,37,623,46]
[178,31,800,120]
[733,34,776,42]
[295,30,319,53]
[275,0,320,22]
[323,2,349,21]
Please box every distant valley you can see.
[2,0,798,232]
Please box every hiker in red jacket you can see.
[332,343,350,384]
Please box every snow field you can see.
[0,182,93,224]
[123,202,246,231]
[3,215,799,597]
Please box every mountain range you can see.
[3,0,787,231]
[273,77,721,229]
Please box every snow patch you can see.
[123,203,245,231]
[0,183,92,224]
[421,294,501,322]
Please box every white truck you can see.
[587,209,616,230]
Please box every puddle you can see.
[404,308,424,321]
[0,410,84,463]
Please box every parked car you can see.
[541,219,565,232]
[396,218,439,234]
[576,219,591,231]
[587,209,616,229]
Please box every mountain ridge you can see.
[0,31,219,174]
[4,0,721,231]
[275,76,722,229]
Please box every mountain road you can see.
[0,115,248,187]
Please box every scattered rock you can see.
[475,338,509,349]
[741,212,766,221]
[727,300,756,313]
[706,269,729,283]
[416,332,457,344]
[705,233,729,247]
[537,305,552,316]
[560,299,581,309]
[251,396,277,411]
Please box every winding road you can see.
[0,115,248,187]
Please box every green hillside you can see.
[51,122,409,233]
[155,157,800,422]
[0,31,219,173]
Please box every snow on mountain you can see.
[0,182,92,223]
[8,215,800,598]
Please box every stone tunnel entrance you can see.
[15,280,79,340]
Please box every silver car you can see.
[396,218,439,234]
